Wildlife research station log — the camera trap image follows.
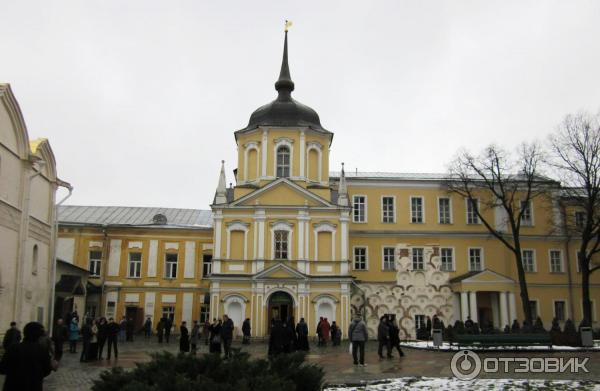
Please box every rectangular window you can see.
[529,300,539,319]
[353,247,367,270]
[412,248,424,270]
[382,247,395,271]
[162,306,175,321]
[165,253,178,278]
[438,197,451,224]
[89,250,102,277]
[522,250,536,272]
[202,254,213,276]
[382,196,395,223]
[128,252,142,278]
[554,301,566,322]
[466,198,480,224]
[520,201,533,226]
[415,314,426,330]
[353,196,366,223]
[550,250,563,273]
[199,305,210,324]
[575,211,586,228]
[274,230,289,260]
[469,248,482,271]
[411,197,424,223]
[106,301,116,319]
[440,248,454,271]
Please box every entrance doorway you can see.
[267,291,294,332]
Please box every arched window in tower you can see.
[274,230,289,260]
[276,146,290,178]
[32,244,39,275]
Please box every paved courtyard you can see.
[1,339,599,390]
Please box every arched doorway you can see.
[267,291,294,332]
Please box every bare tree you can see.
[447,143,552,325]
[550,111,600,327]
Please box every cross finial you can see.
[285,20,293,32]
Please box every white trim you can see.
[467,247,485,271]
[440,246,455,272]
[529,298,541,319]
[229,177,334,207]
[521,248,537,273]
[273,138,294,178]
[314,295,337,322]
[381,245,396,271]
[548,248,564,273]
[313,222,337,261]
[352,245,368,270]
[270,221,294,260]
[299,131,305,178]
[409,195,425,224]
[437,196,453,224]
[465,198,481,225]
[352,194,368,223]
[552,299,568,322]
[243,141,260,182]
[380,195,396,223]
[306,141,323,183]
[226,221,250,261]
[261,129,268,177]
[519,199,535,227]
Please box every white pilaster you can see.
[469,291,478,323]
[460,291,469,321]
[214,212,223,273]
[182,292,193,327]
[147,240,158,277]
[261,129,268,177]
[144,292,155,321]
[299,130,305,178]
[508,291,517,323]
[499,291,509,328]
[184,241,196,278]
[107,239,122,277]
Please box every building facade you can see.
[57,32,599,338]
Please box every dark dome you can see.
[239,30,328,133]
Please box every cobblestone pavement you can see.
[0,338,598,390]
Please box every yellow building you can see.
[57,31,599,338]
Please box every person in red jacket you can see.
[321,318,331,346]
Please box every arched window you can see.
[274,230,289,260]
[276,146,290,178]
[32,244,39,275]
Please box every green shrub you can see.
[92,350,324,391]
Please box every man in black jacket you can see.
[2,322,21,351]
[52,318,68,361]
[80,319,93,362]
[377,315,391,359]
[106,317,120,360]
[221,315,234,359]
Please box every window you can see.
[202,254,213,276]
[89,251,102,277]
[415,314,426,330]
[274,230,289,260]
[550,250,563,273]
[412,248,424,270]
[383,247,395,271]
[575,212,586,229]
[165,253,178,278]
[128,252,142,278]
[438,197,451,224]
[440,248,454,271]
[410,197,424,223]
[106,301,116,319]
[382,197,395,223]
[162,306,175,321]
[32,244,38,275]
[466,198,480,224]
[522,250,536,272]
[353,196,366,223]
[554,301,566,322]
[469,248,482,271]
[529,300,539,319]
[353,247,367,270]
[520,201,533,226]
[276,146,290,178]
[199,305,210,323]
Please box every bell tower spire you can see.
[274,20,294,100]
[215,160,228,204]
[338,162,349,206]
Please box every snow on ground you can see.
[325,377,600,390]
[400,341,600,351]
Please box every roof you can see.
[58,205,213,229]
[329,171,451,181]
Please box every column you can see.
[261,129,268,177]
[499,291,509,328]
[469,291,478,323]
[460,291,469,321]
[508,291,517,323]
[213,213,222,273]
[299,130,305,178]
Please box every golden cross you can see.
[285,20,293,32]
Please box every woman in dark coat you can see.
[295,318,309,351]
[209,319,222,354]
[242,318,251,344]
[179,321,190,353]
[268,320,285,356]
[97,317,107,360]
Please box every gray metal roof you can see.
[329,171,450,181]
[58,205,213,229]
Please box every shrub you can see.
[92,350,324,391]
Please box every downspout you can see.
[48,180,73,334]
[560,200,576,321]
[100,226,109,317]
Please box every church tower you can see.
[209,26,352,338]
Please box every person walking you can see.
[388,315,405,358]
[97,317,108,360]
[221,315,234,359]
[179,321,190,353]
[321,318,331,347]
[89,319,99,361]
[118,316,127,343]
[143,317,152,339]
[331,321,341,346]
[295,318,309,351]
[0,322,54,391]
[126,318,134,342]
[80,319,93,362]
[106,317,120,360]
[68,318,79,353]
[348,313,368,366]
[156,317,165,343]
[316,317,323,346]
[209,319,222,354]
[203,320,210,345]
[51,318,68,361]
[190,321,200,355]
[164,317,173,344]
[268,319,285,356]
[2,322,22,351]
[377,315,391,359]
[242,318,251,345]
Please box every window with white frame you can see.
[199,305,210,323]
[554,300,566,322]
[202,254,212,276]
[440,248,454,271]
[353,195,366,223]
[274,230,289,260]
[382,197,395,223]
[575,211,586,229]
[415,314,426,330]
[32,244,38,275]
[383,247,395,270]
[469,248,482,271]
[438,197,451,224]
[520,201,533,226]
[165,253,178,278]
[529,300,539,319]
[550,250,563,273]
[162,306,175,321]
[276,146,290,178]
[128,252,142,278]
[411,197,424,223]
[522,249,536,272]
[353,247,367,270]
[412,248,424,270]
[89,250,102,277]
[466,198,480,224]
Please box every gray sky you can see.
[2,0,599,209]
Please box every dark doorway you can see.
[125,306,144,332]
[267,291,294,332]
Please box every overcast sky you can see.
[2,1,599,209]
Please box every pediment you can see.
[461,269,515,284]
[253,262,307,280]
[231,178,333,207]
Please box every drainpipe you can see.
[48,180,73,333]
[560,200,576,321]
